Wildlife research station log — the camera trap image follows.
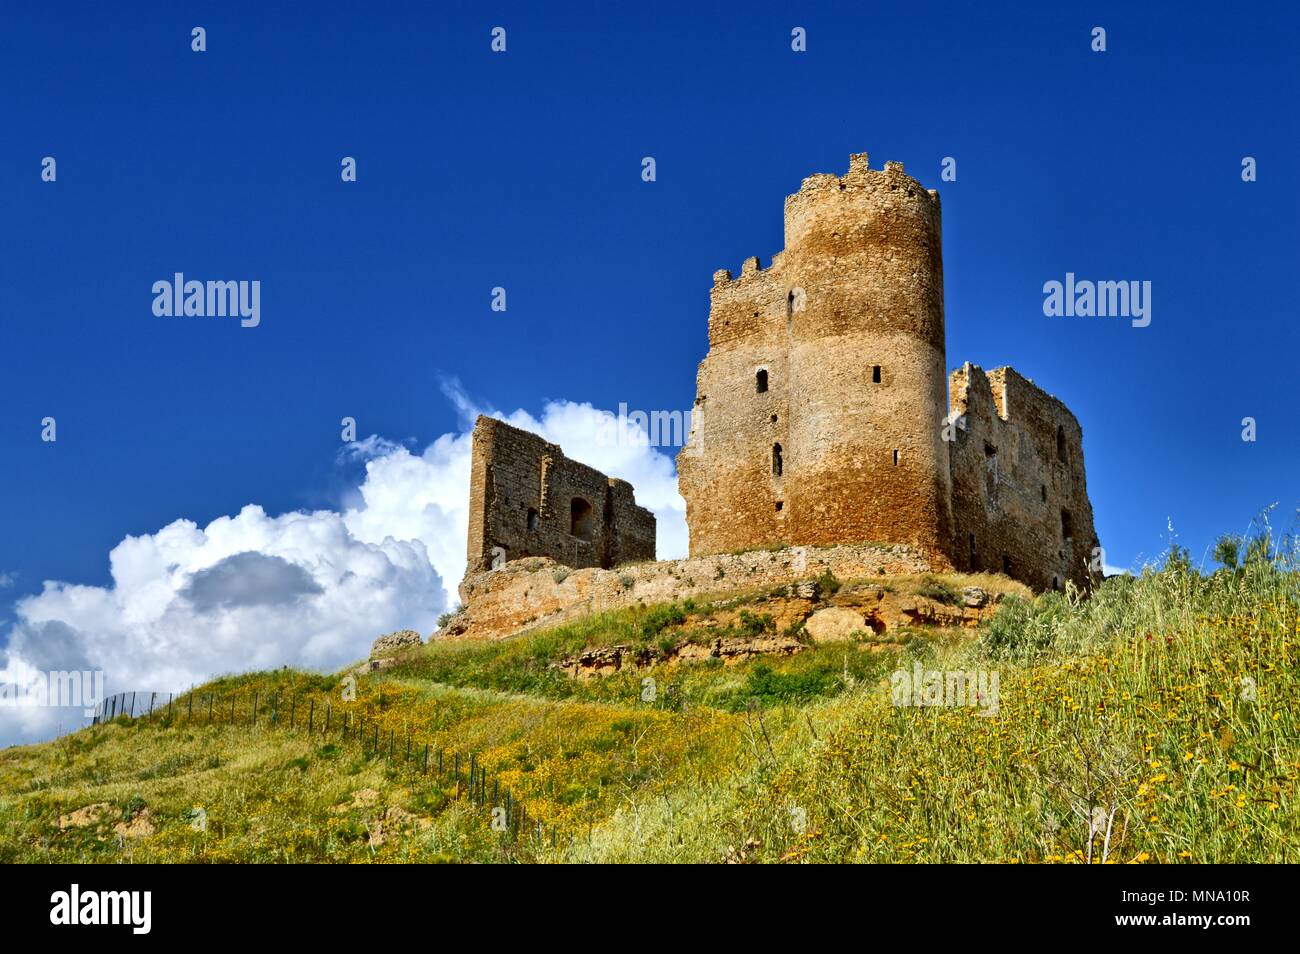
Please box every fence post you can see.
[167,694,173,719]
[129,692,136,719]
[188,691,193,721]
[230,695,235,722]
[308,699,314,733]
[149,692,156,716]
[252,691,258,726]
[208,694,213,723]
[422,744,429,774]
[325,704,330,736]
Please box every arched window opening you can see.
[526,508,539,531]
[570,498,593,541]
[756,369,768,393]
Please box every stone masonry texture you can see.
[677,153,1099,592]
[465,415,656,575]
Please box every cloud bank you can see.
[0,389,687,746]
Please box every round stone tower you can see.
[678,153,954,566]
[780,154,952,559]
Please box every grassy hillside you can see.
[2,547,1296,863]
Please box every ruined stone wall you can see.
[465,416,655,575]
[948,364,1099,591]
[679,154,953,565]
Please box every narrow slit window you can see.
[771,443,783,477]
[892,449,899,466]
[774,501,783,512]
[968,532,977,568]
[1061,509,1073,541]
[755,369,768,393]
[526,508,539,531]
[872,365,882,384]
[1002,554,1012,576]
[1040,484,1047,502]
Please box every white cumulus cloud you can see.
[0,388,687,746]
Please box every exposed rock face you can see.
[676,153,1100,593]
[445,542,931,641]
[803,607,870,642]
[541,574,1022,680]
[59,803,111,830]
[370,629,422,659]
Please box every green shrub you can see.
[914,575,961,605]
[816,569,841,597]
[638,604,686,640]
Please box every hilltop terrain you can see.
[2,544,1296,864]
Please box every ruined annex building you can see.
[677,153,1099,592]
[464,153,1098,597]
[465,416,656,575]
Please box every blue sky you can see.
[1,2,1297,739]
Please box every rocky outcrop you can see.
[366,630,423,671]
[444,542,932,641]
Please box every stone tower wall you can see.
[679,154,954,565]
[947,365,1098,591]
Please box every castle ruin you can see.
[465,416,657,575]
[462,154,1099,598]
[677,154,1099,592]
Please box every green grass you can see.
[3,533,1298,863]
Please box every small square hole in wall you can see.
[775,501,784,512]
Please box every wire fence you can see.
[90,684,565,852]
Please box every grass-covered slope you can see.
[1,550,1296,863]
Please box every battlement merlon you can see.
[784,153,941,208]
[712,154,939,290]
